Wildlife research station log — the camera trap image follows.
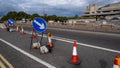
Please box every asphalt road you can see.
[25,26,120,51]
[46,27,120,51]
[0,27,120,68]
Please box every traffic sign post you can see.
[7,19,15,32]
[30,17,48,53]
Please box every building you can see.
[85,4,98,14]
[82,2,120,20]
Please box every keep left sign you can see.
[32,17,47,32]
[8,19,14,24]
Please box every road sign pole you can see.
[30,17,48,53]
[30,36,33,50]
[30,28,39,50]
[40,32,44,45]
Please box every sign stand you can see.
[30,28,38,50]
[7,18,15,32]
[30,28,47,50]
[30,17,46,50]
[30,17,52,54]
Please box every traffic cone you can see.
[16,25,19,32]
[69,40,80,65]
[48,32,53,48]
[113,55,120,68]
[31,29,36,38]
[21,26,25,35]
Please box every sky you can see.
[0,0,120,16]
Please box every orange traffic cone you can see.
[113,55,120,68]
[16,25,19,32]
[21,26,25,35]
[31,32,36,38]
[48,32,53,48]
[69,40,80,65]
[31,29,36,38]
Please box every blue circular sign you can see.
[8,19,14,24]
[32,17,47,32]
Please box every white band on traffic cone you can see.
[113,65,119,68]
[72,46,77,56]
[48,37,51,43]
[48,37,52,47]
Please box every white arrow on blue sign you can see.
[32,17,47,32]
[8,19,14,24]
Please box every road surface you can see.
[0,27,120,68]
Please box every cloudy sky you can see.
[0,0,120,16]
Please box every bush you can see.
[0,21,3,23]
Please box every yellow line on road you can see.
[0,54,14,68]
[0,60,6,68]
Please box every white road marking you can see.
[52,38,120,54]
[48,27,120,37]
[0,38,56,68]
[25,30,120,54]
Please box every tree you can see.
[48,15,57,20]
[1,16,9,21]
[1,11,30,21]
[17,11,28,20]
[30,13,40,20]
[1,11,80,21]
[6,11,17,20]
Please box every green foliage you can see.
[1,16,9,21]
[1,11,29,21]
[1,11,81,21]
[1,11,17,21]
[30,13,40,20]
[17,11,29,20]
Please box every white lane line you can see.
[48,27,120,37]
[25,30,120,54]
[52,38,120,54]
[0,38,56,68]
